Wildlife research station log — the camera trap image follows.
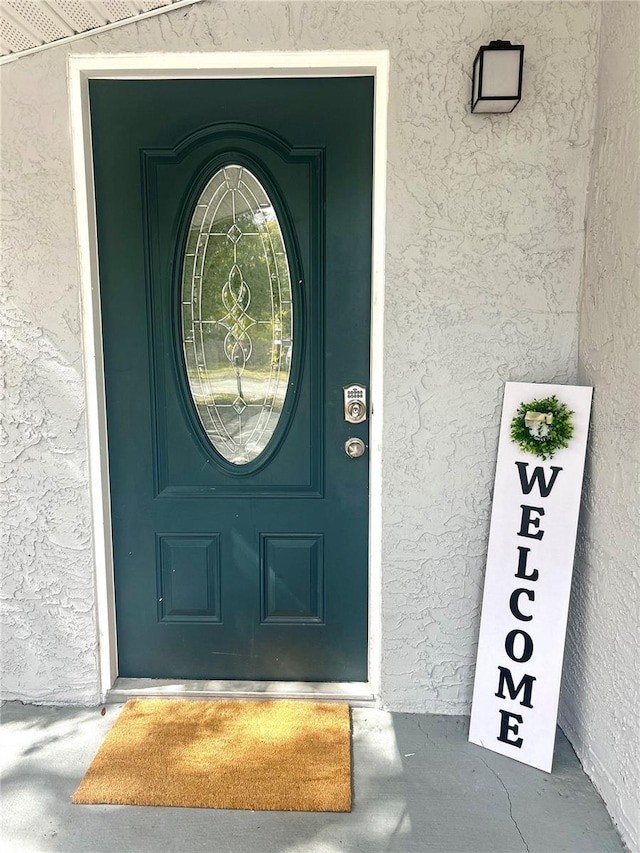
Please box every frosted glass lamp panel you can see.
[481,49,521,97]
[181,164,294,465]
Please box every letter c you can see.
[509,588,535,622]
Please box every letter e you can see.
[497,710,524,748]
[518,505,545,540]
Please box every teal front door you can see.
[91,77,373,681]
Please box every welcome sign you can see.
[469,382,593,772]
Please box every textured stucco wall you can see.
[1,1,599,707]
[0,65,98,701]
[559,3,640,850]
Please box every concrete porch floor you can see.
[1,701,626,853]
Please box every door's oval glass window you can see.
[181,165,293,464]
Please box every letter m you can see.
[515,462,563,497]
[495,666,536,709]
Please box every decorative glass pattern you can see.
[181,165,293,464]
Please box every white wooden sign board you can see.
[469,382,593,772]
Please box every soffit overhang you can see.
[0,0,203,63]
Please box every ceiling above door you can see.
[0,0,202,62]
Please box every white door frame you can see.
[68,51,388,703]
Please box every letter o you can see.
[505,629,534,663]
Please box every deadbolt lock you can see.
[343,384,367,423]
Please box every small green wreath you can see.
[510,394,574,460]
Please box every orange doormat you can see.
[72,698,352,812]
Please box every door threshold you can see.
[108,677,377,706]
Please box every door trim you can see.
[68,51,388,702]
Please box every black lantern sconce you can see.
[471,40,524,113]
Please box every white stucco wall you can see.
[1,1,599,709]
[559,3,640,850]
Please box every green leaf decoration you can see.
[510,395,574,460]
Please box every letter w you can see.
[495,666,536,709]
[515,462,563,497]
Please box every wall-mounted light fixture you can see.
[471,40,524,114]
